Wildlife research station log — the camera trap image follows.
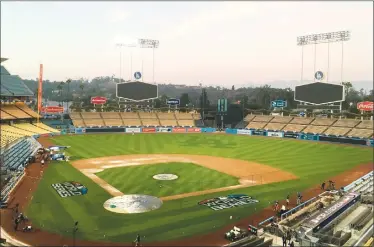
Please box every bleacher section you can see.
[270,116,293,123]
[283,124,307,132]
[310,118,337,126]
[175,112,195,127]
[1,123,57,140]
[346,128,373,138]
[323,127,351,136]
[80,112,104,127]
[120,112,142,126]
[69,112,85,127]
[1,132,23,148]
[264,123,286,131]
[290,117,314,125]
[302,125,327,134]
[100,112,123,127]
[138,112,160,126]
[157,112,177,126]
[0,110,15,120]
[333,119,360,128]
[0,75,34,97]
[356,120,373,129]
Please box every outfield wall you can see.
[36,126,374,147]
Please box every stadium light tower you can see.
[297,30,351,83]
[138,39,159,83]
[116,43,137,82]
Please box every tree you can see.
[180,93,190,108]
[79,83,85,98]
[199,88,210,118]
[342,81,353,96]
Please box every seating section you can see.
[270,116,293,123]
[15,103,39,118]
[0,74,34,97]
[264,123,286,131]
[356,120,373,129]
[81,112,101,119]
[100,112,123,126]
[324,127,351,136]
[290,117,314,125]
[346,128,373,138]
[311,118,337,126]
[1,137,41,171]
[1,131,23,148]
[252,115,274,122]
[33,123,59,133]
[283,124,307,132]
[1,104,32,119]
[159,119,178,126]
[333,119,360,128]
[302,125,327,134]
[13,123,54,134]
[244,115,256,121]
[0,110,15,120]
[1,125,35,136]
[246,121,267,129]
[175,113,195,126]
[70,112,82,119]
[138,112,160,126]
[84,119,104,127]
[192,113,201,120]
[157,112,176,120]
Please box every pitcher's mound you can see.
[153,174,178,180]
[103,195,163,214]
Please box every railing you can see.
[343,171,373,192]
[280,196,319,221]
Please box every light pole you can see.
[199,82,204,121]
[138,39,159,82]
[116,43,136,82]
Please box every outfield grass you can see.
[95,162,240,197]
[26,134,373,243]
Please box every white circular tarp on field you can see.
[103,195,163,214]
[153,174,178,180]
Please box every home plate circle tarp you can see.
[103,195,163,214]
[153,174,178,180]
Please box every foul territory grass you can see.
[95,162,240,197]
[26,134,373,243]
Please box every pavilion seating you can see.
[324,127,351,136]
[84,119,104,127]
[270,116,293,123]
[311,118,337,126]
[333,119,360,128]
[283,124,307,132]
[157,112,176,120]
[290,117,314,125]
[141,119,159,126]
[246,122,267,129]
[252,115,274,122]
[72,119,85,127]
[0,110,15,120]
[244,115,256,121]
[160,119,178,126]
[356,120,373,129]
[302,125,327,134]
[80,112,101,119]
[175,113,194,120]
[15,103,39,118]
[264,123,286,131]
[103,119,123,126]
[346,129,373,138]
[178,120,195,126]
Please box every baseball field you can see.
[25,133,372,243]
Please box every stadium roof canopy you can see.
[1,58,8,63]
[1,66,10,75]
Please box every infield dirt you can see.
[0,137,373,247]
[71,154,298,200]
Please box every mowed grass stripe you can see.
[95,162,240,197]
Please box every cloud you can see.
[161,2,259,40]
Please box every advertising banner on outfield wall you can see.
[319,136,367,145]
[75,128,85,134]
[157,127,171,132]
[237,129,251,135]
[299,133,318,141]
[142,127,156,133]
[187,128,201,133]
[225,128,237,134]
[266,131,283,138]
[251,130,266,136]
[172,127,186,133]
[201,127,216,133]
[125,128,141,133]
[368,139,374,147]
[283,132,299,139]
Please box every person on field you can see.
[134,234,141,246]
[321,182,325,190]
[286,194,290,206]
[41,159,45,167]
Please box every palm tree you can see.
[66,79,72,113]
[59,82,65,106]
[79,84,85,97]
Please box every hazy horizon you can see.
[1,1,373,90]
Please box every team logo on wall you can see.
[198,194,259,211]
[51,181,88,198]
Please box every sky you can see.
[1,1,373,89]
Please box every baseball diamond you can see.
[1,133,372,246]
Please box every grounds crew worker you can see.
[134,234,141,246]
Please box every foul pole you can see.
[37,64,43,124]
